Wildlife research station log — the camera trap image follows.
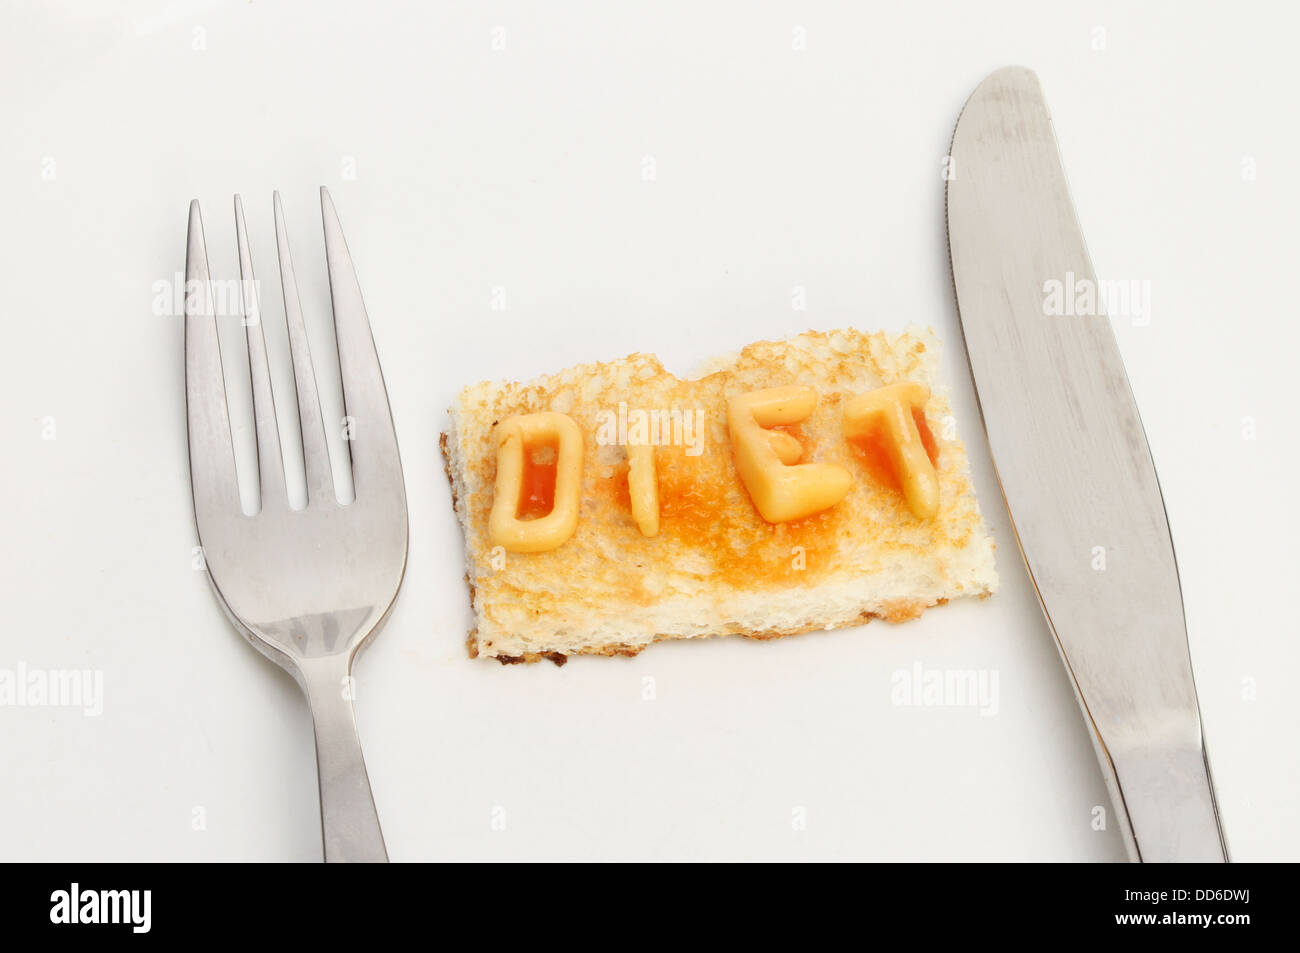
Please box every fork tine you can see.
[320,186,403,498]
[235,195,286,508]
[184,199,239,520]
[273,191,335,505]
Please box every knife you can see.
[946,66,1228,862]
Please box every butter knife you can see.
[946,66,1228,862]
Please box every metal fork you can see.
[184,188,408,863]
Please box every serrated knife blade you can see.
[946,66,1228,862]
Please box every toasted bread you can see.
[442,328,997,662]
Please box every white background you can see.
[1,0,1296,861]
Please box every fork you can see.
[184,188,408,862]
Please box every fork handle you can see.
[302,658,388,863]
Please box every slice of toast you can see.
[442,328,997,662]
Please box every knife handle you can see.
[1097,729,1229,862]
